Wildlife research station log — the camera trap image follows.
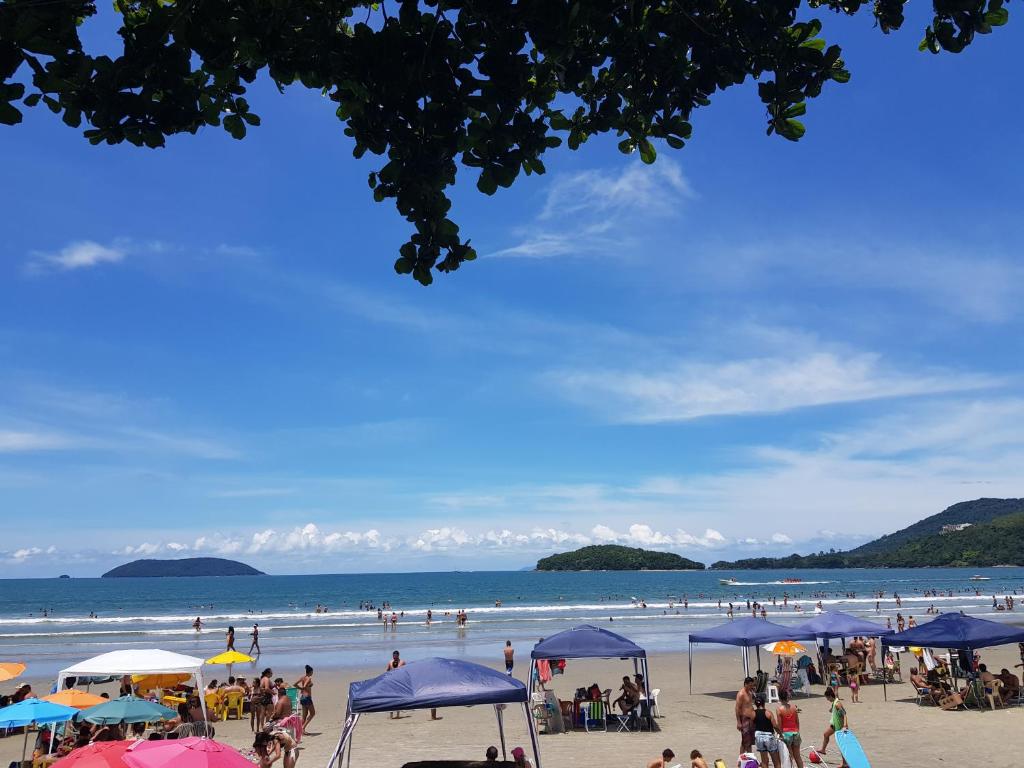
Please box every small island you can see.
[102,557,265,578]
[536,544,705,571]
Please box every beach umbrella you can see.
[763,641,806,656]
[204,650,253,679]
[124,736,255,768]
[0,662,26,682]
[131,673,190,691]
[81,696,177,725]
[0,698,79,765]
[52,740,135,768]
[44,689,108,710]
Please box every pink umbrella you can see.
[124,738,255,768]
[53,741,135,768]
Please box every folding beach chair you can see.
[583,700,606,732]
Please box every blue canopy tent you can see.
[529,624,650,701]
[687,618,817,692]
[880,613,1024,700]
[795,611,894,641]
[327,658,539,768]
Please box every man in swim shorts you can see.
[294,664,315,729]
[504,641,514,675]
[735,676,756,753]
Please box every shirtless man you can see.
[647,748,675,768]
[269,687,292,722]
[294,665,315,729]
[735,676,756,754]
[386,651,405,719]
[504,641,515,675]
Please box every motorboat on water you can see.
[719,577,738,585]
[969,575,991,581]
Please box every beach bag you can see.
[737,754,759,768]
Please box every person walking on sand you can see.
[226,625,236,651]
[776,690,803,768]
[735,676,756,754]
[819,687,849,768]
[504,641,515,675]
[249,624,261,655]
[294,665,315,730]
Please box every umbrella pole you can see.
[22,723,30,765]
[756,646,762,672]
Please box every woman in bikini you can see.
[226,626,236,651]
[294,665,315,730]
[254,668,274,734]
[254,730,297,768]
[775,690,803,768]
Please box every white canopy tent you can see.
[57,649,209,721]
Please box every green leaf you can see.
[801,38,826,51]
[617,138,634,154]
[831,68,851,83]
[638,138,656,164]
[984,8,1009,25]
[477,169,497,195]
[0,102,23,125]
[782,119,805,141]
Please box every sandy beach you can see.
[4,645,1022,767]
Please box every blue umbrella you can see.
[81,695,178,725]
[0,698,79,763]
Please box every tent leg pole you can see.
[688,643,692,695]
[524,702,541,768]
[495,706,506,760]
[757,646,762,672]
[528,661,536,697]
[22,726,29,765]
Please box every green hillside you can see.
[849,497,1024,557]
[536,545,704,571]
[712,498,1024,569]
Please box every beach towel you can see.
[536,659,552,685]
[275,714,304,743]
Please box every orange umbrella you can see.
[762,641,806,656]
[131,673,190,691]
[44,689,108,710]
[0,662,26,682]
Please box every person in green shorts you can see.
[819,687,849,768]
[775,689,803,768]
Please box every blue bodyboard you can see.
[836,729,870,768]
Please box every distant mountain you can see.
[536,544,704,571]
[848,498,1024,557]
[102,557,265,578]
[711,498,1024,570]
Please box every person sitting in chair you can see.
[998,668,1020,703]
[612,675,640,714]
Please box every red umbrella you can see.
[124,737,255,768]
[53,741,135,768]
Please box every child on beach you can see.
[847,670,860,703]
[690,749,708,768]
[819,687,849,768]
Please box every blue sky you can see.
[1,8,1022,576]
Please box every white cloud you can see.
[30,241,125,271]
[771,533,793,544]
[547,350,998,423]
[489,160,693,259]
[0,430,77,452]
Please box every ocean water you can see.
[1,567,1022,679]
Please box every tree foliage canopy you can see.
[0,0,1011,283]
[536,544,704,570]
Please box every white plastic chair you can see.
[765,683,780,704]
[649,687,661,717]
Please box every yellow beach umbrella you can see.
[132,673,191,691]
[43,689,107,710]
[205,650,254,666]
[762,641,806,656]
[0,662,26,682]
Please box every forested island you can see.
[536,544,704,571]
[102,557,265,578]
[712,498,1024,569]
